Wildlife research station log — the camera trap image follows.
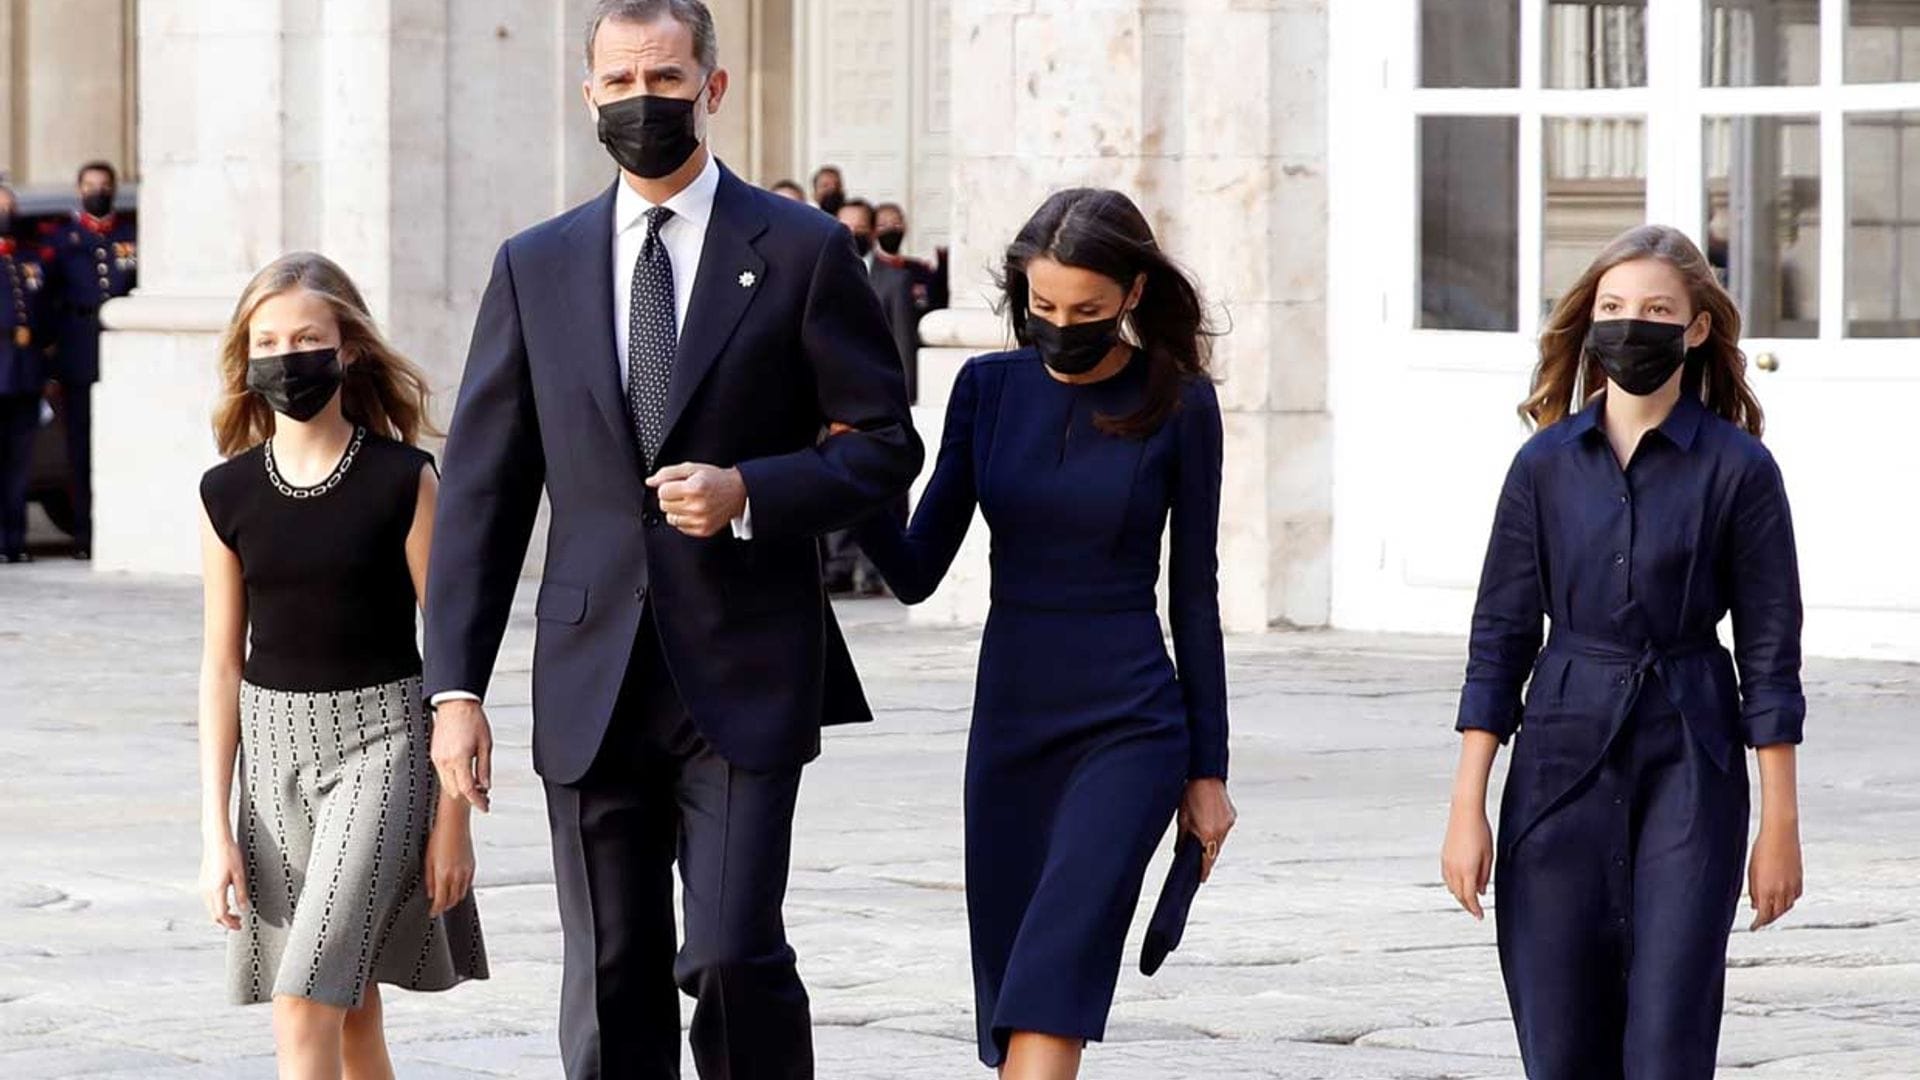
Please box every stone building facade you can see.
[59,0,1333,644]
[32,1,1919,660]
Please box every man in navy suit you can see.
[423,3,921,1076]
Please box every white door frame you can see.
[1329,0,1920,660]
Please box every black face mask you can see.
[850,232,874,257]
[82,191,114,218]
[1027,314,1123,376]
[596,82,706,180]
[818,190,846,217]
[1585,318,1691,397]
[248,347,345,422]
[876,228,905,256]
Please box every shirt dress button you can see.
[1612,552,1626,566]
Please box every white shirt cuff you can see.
[430,691,482,708]
[730,498,753,540]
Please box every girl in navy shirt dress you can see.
[1442,224,1806,1079]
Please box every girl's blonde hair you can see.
[213,252,439,456]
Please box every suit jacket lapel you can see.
[663,165,768,447]
[558,182,647,489]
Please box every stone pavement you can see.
[2,564,1917,1078]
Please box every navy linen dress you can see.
[858,347,1229,1066]
[1458,391,1805,1079]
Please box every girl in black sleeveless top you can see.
[196,252,486,1075]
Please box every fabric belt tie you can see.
[1503,627,1723,854]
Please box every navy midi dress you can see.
[857,347,1229,1067]
[1458,391,1806,1079]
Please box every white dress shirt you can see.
[431,155,749,711]
[613,152,718,372]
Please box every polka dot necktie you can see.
[627,205,677,468]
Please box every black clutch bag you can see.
[1139,831,1204,976]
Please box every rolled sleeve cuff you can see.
[1741,695,1806,748]
[1455,680,1523,742]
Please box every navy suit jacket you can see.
[424,163,923,783]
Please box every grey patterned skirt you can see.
[230,675,488,1007]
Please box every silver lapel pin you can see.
[738,270,757,289]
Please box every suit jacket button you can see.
[633,587,646,602]
[643,511,662,527]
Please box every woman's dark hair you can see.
[999,188,1214,439]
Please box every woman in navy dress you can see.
[1440,225,1806,1078]
[855,189,1234,1077]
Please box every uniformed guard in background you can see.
[0,183,50,563]
[40,160,136,559]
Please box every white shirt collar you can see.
[614,150,721,237]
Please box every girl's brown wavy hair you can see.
[213,251,440,456]
[1523,224,1764,437]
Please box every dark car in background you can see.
[15,185,136,540]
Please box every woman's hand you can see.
[1179,779,1236,882]
[199,835,249,931]
[425,814,476,919]
[1441,800,1494,920]
[1748,819,1803,930]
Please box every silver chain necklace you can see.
[264,426,365,499]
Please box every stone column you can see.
[95,0,578,575]
[13,0,135,186]
[94,0,821,576]
[921,0,1331,633]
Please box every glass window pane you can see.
[1703,115,1821,339]
[1847,1,1920,83]
[1420,116,1518,331]
[1546,3,1648,88]
[1703,1,1819,87]
[1846,112,1920,337]
[1544,117,1647,316]
[1422,0,1520,88]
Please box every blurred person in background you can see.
[40,160,137,560]
[812,164,846,216]
[871,201,944,403]
[0,183,49,564]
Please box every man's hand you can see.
[647,463,747,538]
[431,699,494,813]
